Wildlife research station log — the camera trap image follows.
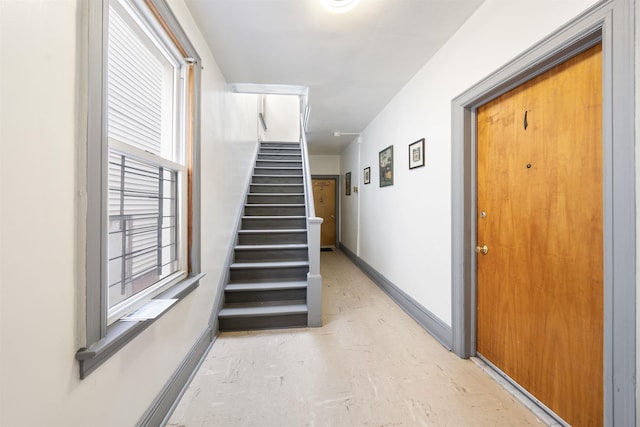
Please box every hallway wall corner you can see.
[338,245,452,350]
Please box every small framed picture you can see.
[364,167,371,185]
[409,138,425,169]
[345,172,351,195]
[379,145,393,187]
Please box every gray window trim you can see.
[77,0,203,379]
[86,0,108,346]
[76,273,204,379]
[451,0,635,425]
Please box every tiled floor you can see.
[168,249,542,426]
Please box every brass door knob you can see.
[475,245,489,255]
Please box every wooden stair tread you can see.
[248,193,305,196]
[250,184,303,187]
[238,229,306,234]
[255,166,302,169]
[235,244,308,250]
[242,215,306,219]
[245,204,305,207]
[252,174,304,178]
[257,156,302,159]
[260,146,300,149]
[230,260,309,269]
[225,281,307,292]
[257,159,302,162]
[219,301,307,318]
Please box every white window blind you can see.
[107,2,175,157]
[106,1,186,320]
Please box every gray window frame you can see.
[76,0,202,379]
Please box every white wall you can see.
[259,94,300,142]
[0,1,258,426]
[340,142,360,250]
[340,0,600,326]
[309,154,340,175]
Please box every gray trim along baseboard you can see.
[137,327,214,427]
[340,244,452,350]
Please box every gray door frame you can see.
[311,175,340,248]
[450,0,635,425]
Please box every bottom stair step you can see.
[218,300,308,331]
[219,300,307,318]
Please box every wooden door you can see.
[312,178,336,247]
[476,44,603,426]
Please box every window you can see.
[77,0,201,378]
[106,0,187,323]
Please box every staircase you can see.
[218,141,312,331]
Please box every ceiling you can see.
[184,0,485,155]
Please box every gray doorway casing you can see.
[451,0,635,425]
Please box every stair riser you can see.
[224,288,307,304]
[234,248,309,262]
[252,176,303,185]
[254,168,302,176]
[261,142,300,147]
[245,206,306,216]
[259,148,302,155]
[256,161,302,168]
[238,232,307,245]
[219,314,307,331]
[230,266,308,282]
[260,142,300,147]
[247,194,305,204]
[242,218,306,230]
[250,185,304,194]
[258,154,302,161]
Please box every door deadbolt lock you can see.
[475,245,489,255]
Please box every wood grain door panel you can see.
[312,178,336,247]
[477,44,603,426]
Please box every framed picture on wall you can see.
[364,167,371,184]
[409,138,425,169]
[345,172,352,195]
[379,145,393,187]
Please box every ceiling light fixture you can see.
[320,0,361,14]
[333,131,360,136]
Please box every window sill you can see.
[75,273,204,379]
